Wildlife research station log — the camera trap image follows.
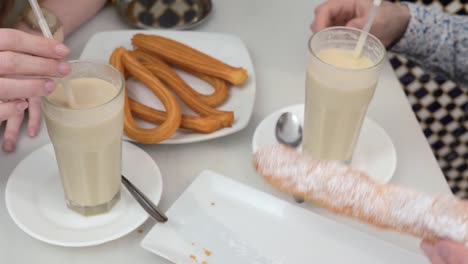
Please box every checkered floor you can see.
[390,0,467,198]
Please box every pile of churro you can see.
[109,34,248,144]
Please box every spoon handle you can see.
[121,175,168,223]
[294,196,305,203]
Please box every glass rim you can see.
[308,26,386,71]
[42,60,125,112]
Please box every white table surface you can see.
[0,1,450,263]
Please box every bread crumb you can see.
[201,261,208,264]
[191,242,195,246]
[190,254,197,261]
[204,249,212,256]
[137,229,144,234]
[211,202,215,206]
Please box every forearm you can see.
[391,3,468,86]
[41,0,108,37]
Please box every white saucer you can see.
[252,104,397,184]
[5,141,163,247]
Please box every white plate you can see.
[252,104,397,184]
[80,30,256,144]
[5,141,163,247]
[141,171,425,263]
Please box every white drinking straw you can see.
[28,0,77,108]
[27,0,53,38]
[354,0,382,58]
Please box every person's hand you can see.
[421,240,468,264]
[0,29,70,152]
[310,0,411,47]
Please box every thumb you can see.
[346,17,366,30]
[435,240,468,264]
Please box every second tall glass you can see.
[303,27,385,163]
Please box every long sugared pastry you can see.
[128,98,224,134]
[132,34,248,85]
[131,50,234,127]
[110,47,182,143]
[253,144,468,245]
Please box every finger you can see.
[346,17,366,29]
[421,241,446,264]
[435,240,468,264]
[0,78,56,100]
[431,254,452,264]
[421,240,435,257]
[27,97,41,137]
[0,51,71,76]
[0,100,28,122]
[0,29,69,59]
[2,110,24,152]
[311,0,342,32]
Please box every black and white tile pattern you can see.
[390,0,467,198]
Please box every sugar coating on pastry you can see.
[253,144,468,244]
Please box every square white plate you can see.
[141,171,426,263]
[80,30,256,144]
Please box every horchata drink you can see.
[303,27,385,163]
[42,60,125,216]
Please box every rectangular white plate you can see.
[141,171,426,264]
[80,30,256,144]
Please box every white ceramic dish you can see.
[5,141,163,247]
[80,30,256,144]
[141,170,425,263]
[252,104,397,184]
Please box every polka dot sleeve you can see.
[391,3,468,87]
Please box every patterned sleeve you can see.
[390,3,468,87]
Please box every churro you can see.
[131,50,234,127]
[133,49,229,107]
[110,47,182,143]
[129,98,224,134]
[171,64,230,107]
[132,34,248,85]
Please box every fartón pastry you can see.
[132,34,248,85]
[110,47,182,143]
[253,144,468,245]
[128,99,224,134]
[131,50,234,127]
